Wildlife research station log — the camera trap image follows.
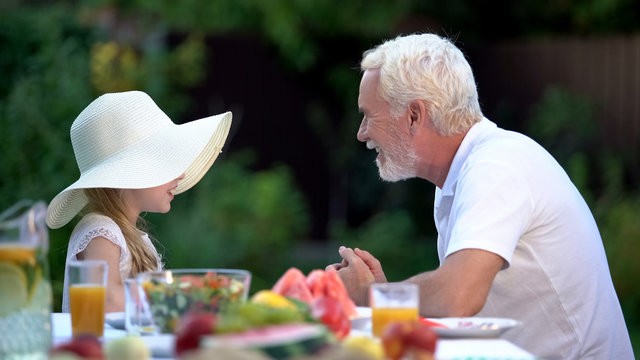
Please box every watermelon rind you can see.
[201,323,335,359]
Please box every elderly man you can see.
[327,33,633,359]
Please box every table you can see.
[52,313,173,360]
[52,313,537,359]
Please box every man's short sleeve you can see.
[446,159,533,266]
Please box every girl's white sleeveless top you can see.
[61,213,163,312]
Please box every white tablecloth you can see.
[51,313,537,359]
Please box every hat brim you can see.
[46,111,232,229]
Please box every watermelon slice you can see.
[285,277,314,303]
[325,267,358,318]
[272,268,306,294]
[201,323,332,359]
[272,267,358,319]
[272,268,314,303]
[306,269,327,298]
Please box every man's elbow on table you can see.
[436,290,486,317]
[414,281,487,317]
[427,249,502,317]
[412,257,500,317]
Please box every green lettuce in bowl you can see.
[138,269,251,333]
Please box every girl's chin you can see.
[152,204,172,214]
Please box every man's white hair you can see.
[361,33,483,136]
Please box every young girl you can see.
[46,91,232,313]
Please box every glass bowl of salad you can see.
[137,269,251,333]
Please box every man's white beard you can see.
[377,148,417,182]
[369,139,418,182]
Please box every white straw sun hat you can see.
[46,90,232,229]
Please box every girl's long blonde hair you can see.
[84,188,159,275]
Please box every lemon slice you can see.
[27,273,52,310]
[26,266,43,302]
[0,246,36,265]
[0,262,28,317]
[251,290,297,310]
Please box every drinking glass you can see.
[124,278,155,335]
[370,282,419,337]
[0,200,52,360]
[68,260,108,337]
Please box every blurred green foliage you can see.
[125,0,410,71]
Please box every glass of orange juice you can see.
[68,260,108,337]
[370,282,419,337]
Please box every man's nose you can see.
[356,120,367,142]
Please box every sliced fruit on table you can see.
[0,262,28,317]
[202,323,333,360]
[325,267,358,318]
[310,295,351,340]
[272,268,306,294]
[272,267,357,339]
[381,320,438,360]
[174,312,216,357]
[272,267,313,303]
[0,246,36,265]
[306,269,327,298]
[272,267,357,316]
[251,290,297,311]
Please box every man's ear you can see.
[408,100,426,136]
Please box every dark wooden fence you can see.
[470,34,640,162]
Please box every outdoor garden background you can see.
[1,0,639,356]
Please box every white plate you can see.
[350,307,372,331]
[105,312,125,330]
[426,317,520,338]
[140,334,175,358]
[349,308,518,339]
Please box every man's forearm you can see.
[405,249,503,317]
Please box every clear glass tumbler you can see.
[68,260,108,338]
[370,282,419,337]
[124,278,155,335]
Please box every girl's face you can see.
[121,174,185,223]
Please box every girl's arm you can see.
[77,236,125,312]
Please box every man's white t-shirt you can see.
[434,118,633,359]
[62,213,163,312]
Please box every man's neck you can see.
[414,131,466,188]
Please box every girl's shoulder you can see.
[69,213,127,250]
[73,213,122,234]
[76,212,117,226]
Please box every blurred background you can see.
[1,0,639,354]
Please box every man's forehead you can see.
[361,68,381,85]
[359,69,383,109]
[359,70,380,96]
